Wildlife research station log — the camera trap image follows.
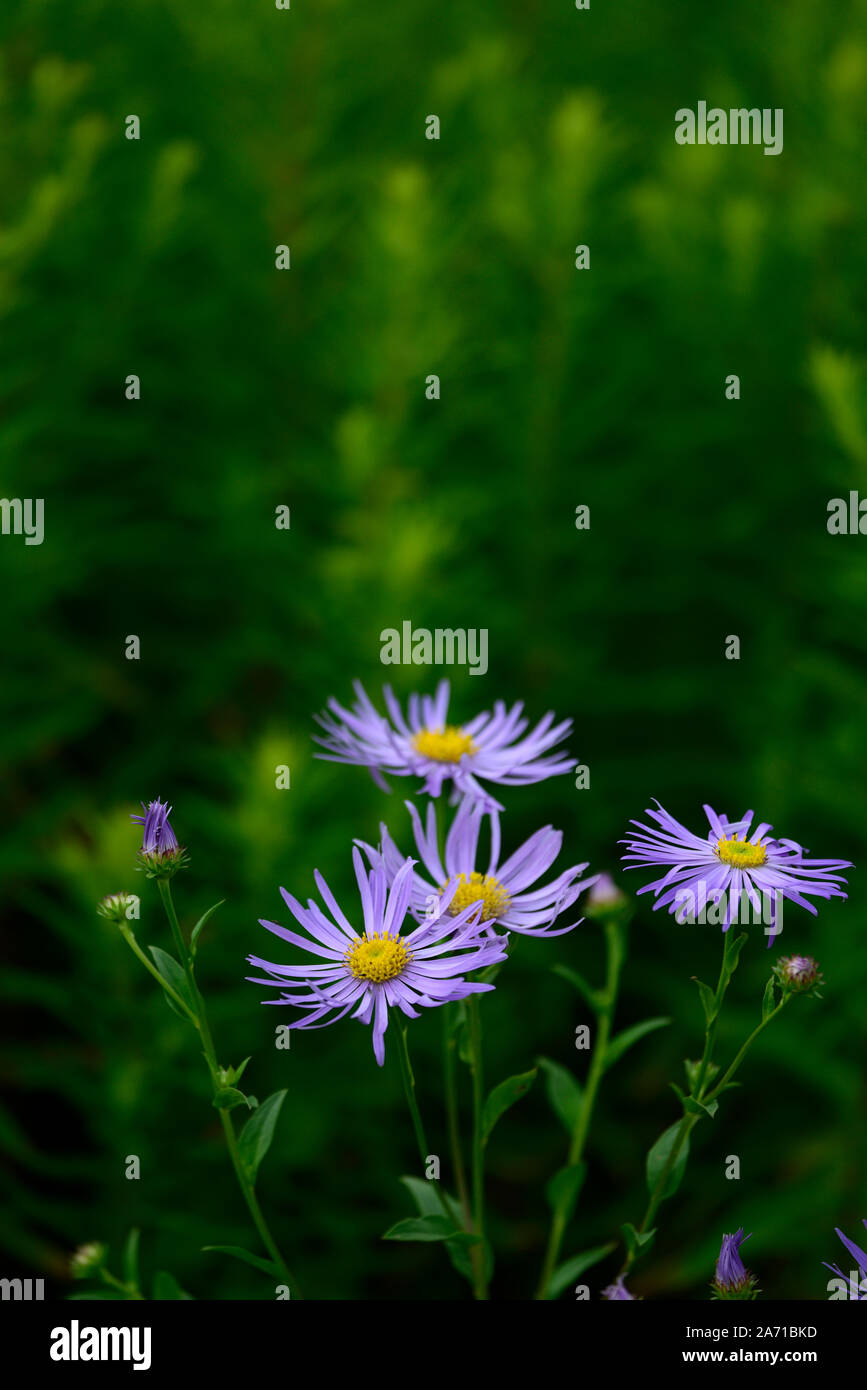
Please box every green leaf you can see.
[190,899,224,956]
[683,1096,719,1119]
[225,1056,251,1086]
[548,1242,617,1300]
[646,1121,690,1199]
[238,1089,287,1184]
[538,1056,583,1133]
[481,1067,536,1143]
[121,1227,140,1290]
[447,1234,494,1285]
[604,1016,670,1071]
[212,1087,251,1112]
[382,1215,477,1244]
[398,1177,477,1282]
[723,932,749,978]
[761,975,778,1021]
[399,1175,461,1225]
[203,1245,279,1279]
[620,1222,656,1259]
[546,1161,587,1222]
[553,964,602,1010]
[685,1057,719,1090]
[694,979,718,1022]
[152,1270,193,1300]
[148,945,194,1011]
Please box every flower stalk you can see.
[535,912,626,1299]
[115,823,302,1299]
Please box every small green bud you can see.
[70,1242,108,1279]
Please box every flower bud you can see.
[711,1228,759,1299]
[70,1242,107,1280]
[96,892,137,925]
[773,954,823,995]
[601,1275,636,1300]
[132,798,189,878]
[584,873,630,921]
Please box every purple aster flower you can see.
[357,797,596,938]
[601,1276,635,1300]
[131,799,178,855]
[247,849,508,1066]
[313,679,573,811]
[621,801,851,942]
[823,1220,867,1299]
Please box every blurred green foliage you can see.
[1,0,865,1300]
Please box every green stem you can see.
[443,1006,472,1227]
[395,1022,458,1223]
[118,923,198,1025]
[157,880,218,1061]
[704,997,789,1104]
[620,1112,698,1277]
[151,879,302,1298]
[466,994,489,1300]
[624,993,790,1274]
[618,930,743,1278]
[691,927,741,1098]
[535,916,624,1299]
[99,1268,143,1300]
[215,1107,300,1293]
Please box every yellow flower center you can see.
[412,726,477,763]
[345,932,411,983]
[716,835,767,869]
[445,872,511,922]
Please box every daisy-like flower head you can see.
[247,849,508,1066]
[712,1228,759,1299]
[621,801,852,942]
[313,679,573,811]
[357,796,596,939]
[823,1220,867,1300]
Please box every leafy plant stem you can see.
[535,915,624,1299]
[703,997,790,1104]
[466,994,490,1300]
[443,1005,472,1226]
[395,1022,456,1229]
[619,928,747,1277]
[152,880,302,1298]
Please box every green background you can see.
[1,0,865,1299]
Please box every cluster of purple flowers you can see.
[131,682,857,1299]
[240,682,853,1065]
[246,681,592,1065]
